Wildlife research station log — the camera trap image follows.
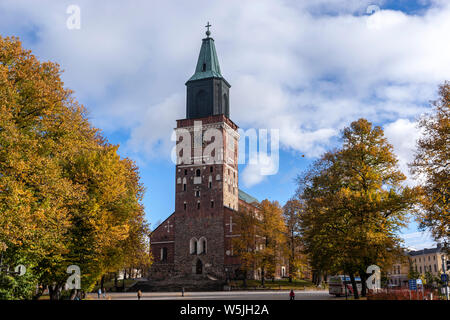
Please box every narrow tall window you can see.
[184,203,187,210]
[190,238,198,254]
[197,202,200,209]
[196,169,201,177]
[161,247,168,261]
[211,201,214,208]
[210,166,213,172]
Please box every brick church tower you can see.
[149,25,259,281]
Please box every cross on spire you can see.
[205,21,212,37]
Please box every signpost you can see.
[408,279,417,300]
[416,279,424,300]
[408,279,417,291]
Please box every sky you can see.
[1,0,449,250]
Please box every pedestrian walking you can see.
[102,287,106,299]
[97,288,102,299]
[137,290,142,300]
[289,289,295,300]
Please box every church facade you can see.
[149,27,264,281]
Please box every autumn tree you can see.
[297,119,419,299]
[232,207,259,287]
[282,199,307,282]
[255,200,287,287]
[410,82,449,251]
[0,36,150,299]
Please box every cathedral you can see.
[149,26,268,281]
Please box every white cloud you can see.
[384,118,424,185]
[400,231,436,250]
[241,154,279,188]
[1,0,449,166]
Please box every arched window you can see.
[190,238,198,255]
[198,237,207,254]
[182,177,187,191]
[196,169,201,177]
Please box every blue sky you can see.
[1,0,448,250]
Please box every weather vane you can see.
[205,21,211,37]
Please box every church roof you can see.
[187,30,228,85]
[238,189,259,205]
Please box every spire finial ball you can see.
[205,22,212,37]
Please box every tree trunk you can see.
[349,273,359,300]
[114,273,118,290]
[69,289,78,300]
[261,267,265,287]
[359,269,368,297]
[100,275,105,292]
[48,284,63,300]
[122,269,126,290]
[33,284,45,300]
[289,235,294,283]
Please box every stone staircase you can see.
[128,274,226,292]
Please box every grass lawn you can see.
[229,278,316,290]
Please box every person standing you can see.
[137,290,142,300]
[289,289,295,300]
[102,287,106,299]
[97,288,102,299]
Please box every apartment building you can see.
[387,244,449,287]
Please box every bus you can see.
[328,275,362,297]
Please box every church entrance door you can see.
[196,259,203,275]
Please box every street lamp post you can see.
[442,255,449,300]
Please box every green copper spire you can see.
[185,23,231,119]
[187,22,225,83]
